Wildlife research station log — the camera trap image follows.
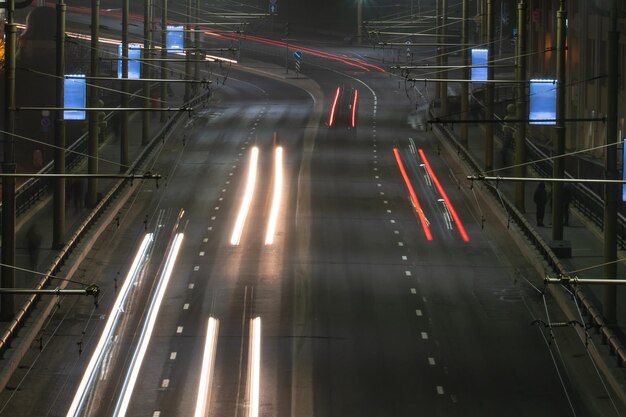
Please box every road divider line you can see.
[418,149,470,242]
[265,146,284,245]
[248,317,262,417]
[393,148,433,241]
[231,147,260,245]
[194,317,219,417]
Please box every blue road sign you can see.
[293,51,302,60]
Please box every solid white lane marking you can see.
[405,271,412,276]
[415,309,423,317]
[410,288,416,294]
[183,303,189,310]
[436,386,444,395]
[428,357,436,365]
[177,326,183,334]
[421,332,428,339]
[169,352,177,360]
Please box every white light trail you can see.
[66,234,153,417]
[194,317,219,417]
[265,146,284,245]
[231,147,259,245]
[113,233,185,417]
[248,317,262,417]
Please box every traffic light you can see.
[284,21,290,37]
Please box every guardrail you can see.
[0,91,209,357]
[431,107,626,369]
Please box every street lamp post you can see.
[357,0,362,45]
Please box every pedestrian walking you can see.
[25,224,42,270]
[563,184,572,226]
[533,182,548,227]
[73,179,84,210]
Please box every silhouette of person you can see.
[563,184,572,226]
[25,224,42,270]
[533,182,548,227]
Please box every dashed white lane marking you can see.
[219,197,223,201]
[153,411,161,417]
[373,149,377,153]
[199,251,205,256]
[222,189,227,192]
[183,303,189,310]
[390,219,396,223]
[394,230,400,234]
[386,209,392,213]
[405,271,412,276]
[211,216,216,220]
[215,206,220,210]
[203,238,208,242]
[380,192,385,195]
[188,283,195,289]
[176,326,183,334]
[232,165,237,169]
[383,200,387,204]
[375,175,380,179]
[422,296,428,302]
[410,288,416,294]
[428,357,436,365]
[415,309,423,317]
[194,266,199,271]
[377,183,382,187]
[374,155,378,159]
[451,394,458,403]
[398,242,404,247]
[436,386,445,395]
[402,255,408,260]
[229,172,234,176]
[421,332,429,339]
[170,352,177,360]
[208,227,213,231]
[162,379,170,388]
[226,181,230,184]
[374,167,378,171]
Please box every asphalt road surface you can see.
[0,21,624,417]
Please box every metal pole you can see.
[357,0,362,45]
[603,0,618,323]
[121,0,129,169]
[460,0,469,148]
[552,0,566,241]
[142,0,152,146]
[184,0,191,103]
[439,0,448,116]
[514,0,527,212]
[435,0,441,100]
[87,0,100,208]
[1,0,17,319]
[485,0,494,172]
[160,0,168,122]
[194,0,200,93]
[53,0,67,249]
